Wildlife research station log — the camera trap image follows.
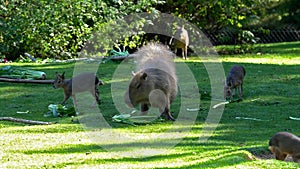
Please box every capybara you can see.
[169,26,189,60]
[224,65,246,101]
[124,43,177,121]
[53,72,103,106]
[269,132,300,162]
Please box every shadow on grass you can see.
[242,145,271,158]
[17,132,242,156]
[48,146,252,168]
[1,52,300,168]
[21,144,107,154]
[174,151,252,169]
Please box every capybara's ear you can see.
[131,71,136,76]
[141,72,148,80]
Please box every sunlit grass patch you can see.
[1,42,300,168]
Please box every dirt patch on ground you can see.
[251,150,294,162]
[253,151,274,160]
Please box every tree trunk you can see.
[0,78,53,84]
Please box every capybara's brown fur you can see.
[53,72,103,106]
[269,132,300,162]
[224,65,246,100]
[124,43,177,121]
[169,26,189,60]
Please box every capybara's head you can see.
[125,71,153,108]
[268,146,276,154]
[53,72,65,89]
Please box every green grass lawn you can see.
[1,42,300,168]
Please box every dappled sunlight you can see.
[0,130,216,168]
[1,128,255,168]
[0,123,255,168]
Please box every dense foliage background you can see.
[0,0,162,60]
[0,0,299,60]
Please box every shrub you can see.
[0,0,163,61]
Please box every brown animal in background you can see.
[269,132,300,162]
[224,65,246,101]
[53,72,103,106]
[169,26,189,60]
[124,43,178,121]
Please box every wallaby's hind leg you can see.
[95,87,101,104]
[90,87,100,106]
[62,94,71,105]
[72,94,78,108]
[230,88,235,101]
[238,84,243,100]
[184,46,188,60]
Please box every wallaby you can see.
[269,132,300,162]
[53,72,103,106]
[169,26,189,60]
[124,43,177,121]
[224,65,246,101]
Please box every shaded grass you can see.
[217,41,300,65]
[1,42,300,168]
[216,41,300,56]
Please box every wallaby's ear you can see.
[61,72,65,78]
[131,71,136,76]
[228,81,232,87]
[169,37,173,45]
[141,72,148,80]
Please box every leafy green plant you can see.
[0,0,163,61]
[47,104,76,117]
[0,65,46,79]
[235,30,260,54]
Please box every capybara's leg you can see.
[292,153,300,162]
[140,104,149,115]
[162,100,174,121]
[275,151,287,161]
